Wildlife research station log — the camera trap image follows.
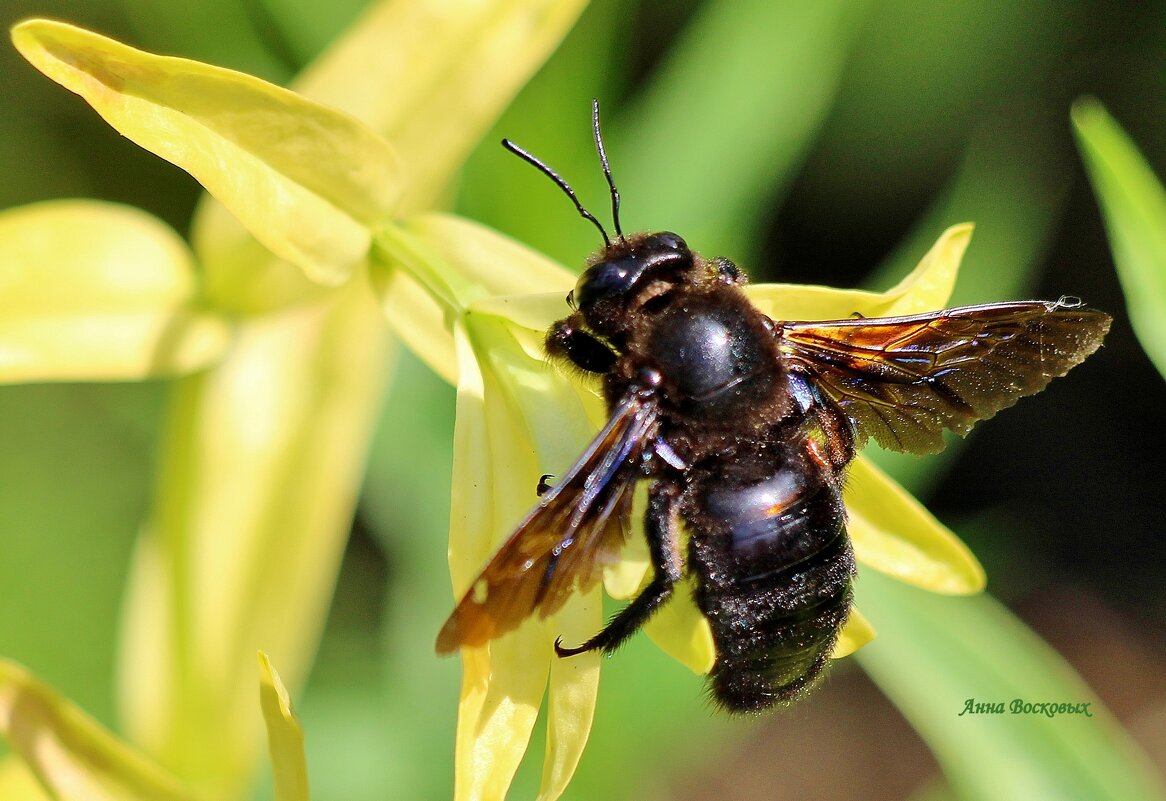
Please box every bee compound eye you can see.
[576,257,640,308]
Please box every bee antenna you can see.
[501,138,610,248]
[591,99,623,239]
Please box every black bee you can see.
[435,102,1111,712]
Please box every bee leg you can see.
[789,370,854,471]
[545,316,617,373]
[555,481,682,657]
[536,473,555,496]
[813,403,855,471]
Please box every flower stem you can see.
[372,222,487,322]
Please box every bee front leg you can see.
[555,481,682,657]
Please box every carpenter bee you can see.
[435,101,1111,712]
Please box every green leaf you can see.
[12,19,402,286]
[258,653,310,801]
[0,660,194,801]
[1073,98,1166,378]
[0,200,229,382]
[856,571,1166,801]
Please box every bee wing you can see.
[436,388,659,653]
[778,300,1111,454]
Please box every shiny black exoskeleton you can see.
[547,231,856,711]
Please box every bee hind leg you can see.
[555,481,682,657]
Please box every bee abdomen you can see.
[688,454,855,712]
[703,538,854,712]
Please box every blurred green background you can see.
[0,1,1163,799]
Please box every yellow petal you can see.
[606,516,716,676]
[602,490,651,600]
[294,0,589,214]
[643,578,717,675]
[455,632,550,801]
[449,324,549,801]
[191,210,332,314]
[875,222,972,315]
[405,214,575,296]
[257,653,310,801]
[0,757,53,800]
[191,0,585,311]
[846,456,986,594]
[537,587,602,801]
[831,606,876,659]
[450,317,611,801]
[744,223,971,321]
[0,200,229,382]
[0,659,193,801]
[12,19,402,285]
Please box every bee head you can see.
[573,232,693,336]
[502,102,707,338]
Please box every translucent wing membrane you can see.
[436,389,659,652]
[778,300,1111,454]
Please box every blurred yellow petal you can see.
[744,222,970,320]
[191,216,331,315]
[846,456,985,594]
[0,200,229,382]
[0,757,53,800]
[118,274,392,796]
[831,607,876,659]
[257,653,309,801]
[190,0,586,312]
[0,660,193,801]
[12,19,402,285]
[295,0,590,214]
